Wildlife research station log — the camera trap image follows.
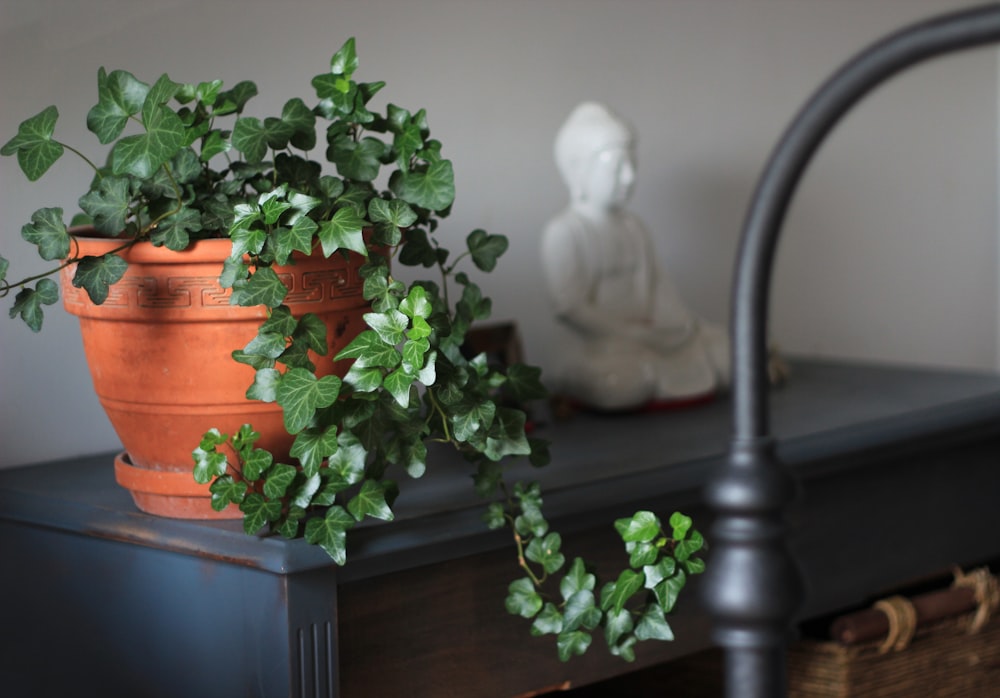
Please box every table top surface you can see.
[3,357,1000,578]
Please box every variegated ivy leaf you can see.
[367,197,417,246]
[347,479,396,522]
[450,397,496,443]
[72,253,129,305]
[1,105,64,181]
[317,207,367,257]
[398,284,432,320]
[304,506,355,566]
[290,425,339,477]
[110,104,186,179]
[246,367,281,403]
[364,308,408,346]
[335,329,400,369]
[275,367,341,434]
[21,207,69,261]
[229,266,288,308]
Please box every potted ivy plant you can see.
[0,38,705,662]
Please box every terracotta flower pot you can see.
[61,234,369,519]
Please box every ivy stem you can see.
[0,237,139,298]
[425,387,452,443]
[57,141,102,175]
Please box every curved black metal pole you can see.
[702,5,1000,697]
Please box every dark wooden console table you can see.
[2,358,1000,697]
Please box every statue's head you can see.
[554,101,636,209]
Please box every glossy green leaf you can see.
[562,589,601,632]
[634,604,675,642]
[556,629,592,662]
[530,603,564,637]
[2,106,64,181]
[484,407,531,461]
[642,557,677,590]
[364,308,408,346]
[335,329,400,369]
[229,266,288,307]
[389,159,455,211]
[600,569,644,615]
[505,578,543,619]
[21,208,69,261]
[383,366,415,407]
[71,253,129,305]
[603,608,634,650]
[151,207,202,251]
[450,398,496,443]
[20,284,72,337]
[652,570,687,613]
[304,506,355,565]
[330,37,359,77]
[241,493,283,534]
[291,425,339,477]
[466,229,508,272]
[275,367,342,434]
[615,510,661,544]
[317,207,367,257]
[342,363,383,393]
[262,462,297,499]
[347,479,395,522]
[79,175,132,235]
[330,136,384,182]
[110,104,185,178]
[241,448,274,481]
[246,367,281,402]
[525,532,565,575]
[670,512,693,540]
[208,475,247,510]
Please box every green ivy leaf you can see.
[326,432,367,489]
[383,366,416,407]
[282,98,317,151]
[208,475,247,511]
[304,505,355,566]
[643,557,677,590]
[317,206,367,257]
[335,329,400,369]
[530,603,564,637]
[505,578,543,619]
[85,69,149,144]
[525,532,565,575]
[241,448,274,481]
[364,308,408,346]
[274,217,317,264]
[230,266,288,308]
[484,407,531,461]
[71,253,129,305]
[232,117,270,162]
[670,512,693,540]
[21,207,69,261]
[615,511,662,544]
[78,175,132,235]
[151,207,202,251]
[556,630,592,662]
[342,363,383,393]
[214,80,258,116]
[603,608,635,651]
[483,502,506,530]
[562,589,602,632]
[389,159,455,211]
[600,569,644,616]
[13,288,61,339]
[347,479,395,522]
[246,367,281,402]
[634,604,675,642]
[275,367,342,434]
[330,135,385,182]
[240,493,283,534]
[652,570,687,613]
[450,398,496,443]
[292,313,328,355]
[560,558,597,601]
[505,363,549,402]
[466,229,508,272]
[330,37,359,77]
[291,425,339,477]
[110,104,185,178]
[191,443,227,484]
[1,105,65,181]
[262,462,297,499]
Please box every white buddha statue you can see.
[540,101,730,411]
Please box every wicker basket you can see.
[788,568,1000,697]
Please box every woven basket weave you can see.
[787,568,1000,697]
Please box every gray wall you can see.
[1,0,997,467]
